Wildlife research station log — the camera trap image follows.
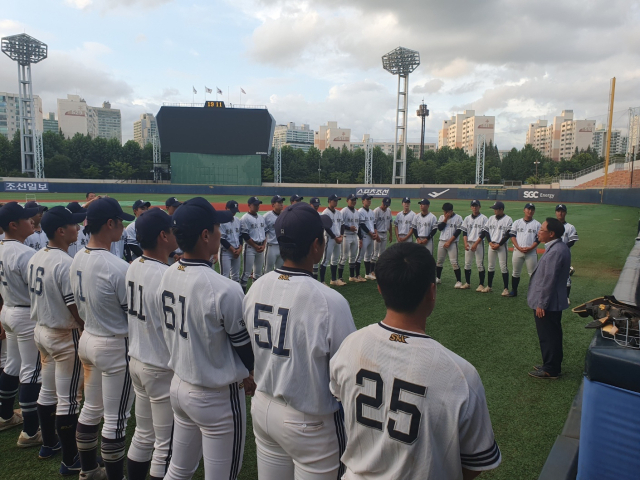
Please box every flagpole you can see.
[228,87,230,106]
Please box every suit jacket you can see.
[527,239,571,311]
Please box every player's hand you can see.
[444,240,452,249]
[0,325,5,341]
[359,240,363,248]
[464,242,470,251]
[350,226,357,232]
[336,236,343,244]
[471,243,477,252]
[490,242,499,250]
[536,307,545,318]
[243,373,257,396]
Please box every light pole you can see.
[534,160,541,182]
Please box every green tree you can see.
[44,154,72,178]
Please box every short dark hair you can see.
[173,226,211,253]
[83,217,118,236]
[43,224,63,241]
[279,228,325,263]
[375,242,436,313]
[545,217,565,239]
[138,228,171,250]
[86,192,95,199]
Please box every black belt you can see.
[14,305,30,308]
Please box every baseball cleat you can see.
[335,279,347,286]
[567,298,571,305]
[60,454,81,476]
[482,286,492,293]
[39,440,61,459]
[476,285,485,292]
[365,274,376,281]
[436,278,442,285]
[501,289,510,296]
[79,466,107,480]
[507,291,517,297]
[459,283,470,289]
[356,276,367,282]
[369,272,377,279]
[0,411,23,432]
[454,281,462,289]
[17,428,42,448]
[349,277,358,282]
[528,369,558,379]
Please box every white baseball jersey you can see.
[373,207,392,233]
[240,212,266,243]
[437,213,463,242]
[160,258,250,388]
[263,211,280,245]
[219,217,242,250]
[461,214,488,243]
[68,228,90,257]
[322,208,343,237]
[28,247,78,330]
[70,247,129,337]
[415,212,438,237]
[25,229,48,251]
[394,211,417,236]
[125,221,139,248]
[330,323,501,479]
[110,232,127,259]
[126,256,170,370]
[483,215,513,243]
[244,267,356,416]
[341,207,360,235]
[510,218,541,247]
[358,207,376,233]
[0,239,36,306]
[561,222,579,245]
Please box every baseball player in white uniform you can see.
[0,202,42,446]
[310,197,323,279]
[290,194,303,205]
[414,199,438,255]
[356,194,377,281]
[24,201,49,251]
[482,201,513,296]
[460,200,488,291]
[436,203,463,288]
[70,197,136,480]
[240,197,266,292]
[124,200,150,263]
[125,208,178,480]
[219,200,243,284]
[29,206,87,472]
[110,231,127,260]
[244,202,356,480]
[339,194,361,283]
[394,197,416,243]
[66,203,90,257]
[371,197,393,274]
[330,242,501,480]
[264,195,285,274]
[508,203,541,297]
[556,204,579,304]
[320,194,344,286]
[160,197,255,480]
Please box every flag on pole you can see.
[217,87,223,95]
[241,88,246,94]
[205,87,212,94]
[193,86,197,94]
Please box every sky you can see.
[1,0,640,148]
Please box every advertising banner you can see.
[356,187,391,197]
[418,187,459,200]
[518,189,561,202]
[3,181,49,192]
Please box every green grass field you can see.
[0,191,638,479]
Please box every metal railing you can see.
[557,162,604,180]
[161,102,266,109]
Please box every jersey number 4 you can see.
[162,291,188,339]
[356,369,427,445]
[253,303,290,357]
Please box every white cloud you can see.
[413,79,444,95]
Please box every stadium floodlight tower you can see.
[1,34,48,178]
[382,46,420,184]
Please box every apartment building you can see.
[272,122,315,152]
[314,121,351,151]
[0,92,44,139]
[592,125,627,157]
[133,113,158,148]
[438,110,495,154]
[525,110,595,161]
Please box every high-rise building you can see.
[272,122,315,152]
[592,125,627,158]
[0,92,44,139]
[314,121,351,151]
[133,113,158,147]
[57,94,88,138]
[350,136,436,157]
[43,112,58,134]
[88,101,122,143]
[438,110,495,154]
[525,110,595,161]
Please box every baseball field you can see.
[0,191,637,479]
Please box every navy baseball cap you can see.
[226,200,239,214]
[418,198,431,205]
[271,195,284,204]
[290,194,304,202]
[133,200,151,211]
[402,197,411,203]
[442,202,454,211]
[275,203,332,249]
[248,197,263,206]
[524,203,536,210]
[66,202,87,214]
[490,201,505,210]
[172,197,233,234]
[328,194,341,202]
[382,197,391,206]
[346,194,358,201]
[470,200,481,207]
[135,208,173,246]
[0,202,41,229]
[41,206,86,236]
[165,197,182,208]
[361,194,373,201]
[310,197,321,206]
[25,201,48,213]
[556,204,567,212]
[87,197,135,223]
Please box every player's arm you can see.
[18,249,36,286]
[221,286,255,394]
[498,231,510,247]
[326,296,357,358]
[58,263,85,329]
[112,263,129,316]
[66,304,85,330]
[509,228,520,251]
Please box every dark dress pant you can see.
[534,310,563,376]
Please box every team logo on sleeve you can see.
[177,264,186,271]
[389,333,409,343]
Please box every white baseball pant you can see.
[396,233,413,243]
[417,237,434,255]
[251,391,345,480]
[356,235,374,263]
[512,250,538,277]
[77,331,134,440]
[34,325,83,415]
[127,356,174,479]
[2,306,41,383]
[321,236,341,267]
[436,240,459,269]
[487,244,509,273]
[264,244,283,273]
[220,249,241,283]
[164,375,246,480]
[372,232,388,262]
[339,235,358,268]
[241,244,265,287]
[464,242,485,272]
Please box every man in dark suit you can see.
[527,218,571,379]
